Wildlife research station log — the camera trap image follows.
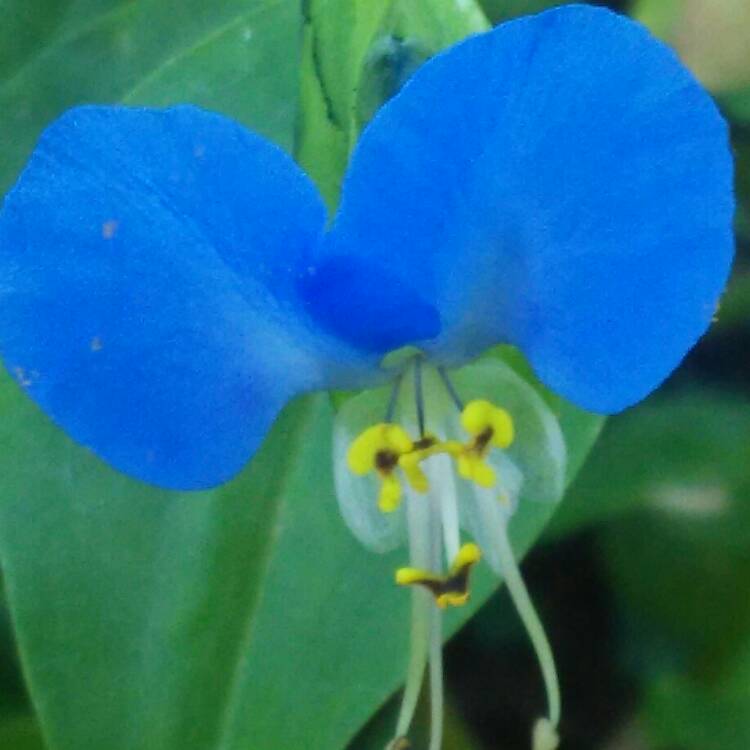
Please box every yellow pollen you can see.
[457,452,496,488]
[395,543,482,608]
[347,423,414,512]
[347,399,515,511]
[398,434,443,493]
[461,399,514,449]
[347,423,413,475]
[450,399,515,488]
[378,473,402,513]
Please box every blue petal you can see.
[317,5,735,413]
[0,105,359,489]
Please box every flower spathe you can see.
[0,5,735,749]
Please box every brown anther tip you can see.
[387,738,411,750]
[375,449,399,472]
[412,435,436,451]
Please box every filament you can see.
[495,521,561,727]
[386,368,405,422]
[427,486,444,750]
[428,603,444,750]
[414,357,426,437]
[437,365,464,411]
[433,456,461,566]
[394,479,432,740]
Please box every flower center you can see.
[346,357,515,607]
[333,352,566,750]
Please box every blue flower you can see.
[0,6,733,491]
[0,6,734,749]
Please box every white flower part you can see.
[442,357,567,574]
[456,357,567,505]
[424,451,462,566]
[533,718,560,750]
[392,477,433,743]
[332,388,407,553]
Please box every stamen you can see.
[495,521,561,732]
[378,472,402,512]
[427,488,444,750]
[434,455,460,565]
[395,543,481,608]
[347,423,414,512]
[386,368,405,422]
[392,478,432,744]
[533,718,560,750]
[398,435,441,494]
[414,356,426,437]
[428,600,444,750]
[457,451,497,488]
[461,399,514,449]
[437,365,464,411]
[452,399,515,489]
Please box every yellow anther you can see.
[457,452,496,488]
[450,399,515,489]
[398,451,429,493]
[395,567,435,586]
[378,474,402,512]
[437,590,470,608]
[461,399,514,449]
[347,423,413,475]
[395,543,482,608]
[453,541,481,568]
[440,440,465,458]
[397,434,442,493]
[347,404,515,511]
[348,423,414,512]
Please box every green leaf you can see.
[353,692,484,749]
[0,2,604,749]
[634,0,750,93]
[0,713,46,750]
[558,388,750,683]
[549,390,750,541]
[297,0,489,208]
[0,0,302,194]
[644,638,750,750]
[297,0,393,209]
[579,392,750,749]
[0,373,592,750]
[477,0,571,25]
[723,86,750,123]
[631,0,682,38]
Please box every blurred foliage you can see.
[634,0,750,92]
[1,1,749,749]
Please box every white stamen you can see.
[533,717,560,750]
[428,489,444,750]
[393,482,432,740]
[432,454,461,566]
[495,520,561,728]
[428,602,444,750]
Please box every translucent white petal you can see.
[452,357,567,506]
[458,469,515,575]
[437,356,566,574]
[332,387,407,553]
